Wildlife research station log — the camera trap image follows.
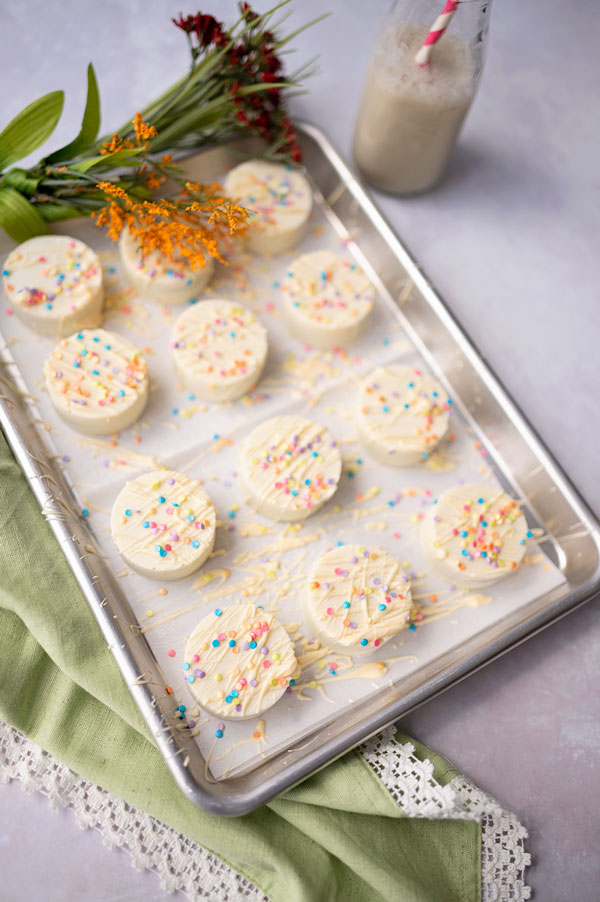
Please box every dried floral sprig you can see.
[0,2,322,250]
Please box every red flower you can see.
[239,2,259,23]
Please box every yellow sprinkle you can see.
[214,673,223,682]
[145,609,154,618]
[270,678,278,686]
[402,561,410,569]
[272,652,280,661]
[158,588,168,597]
[266,570,276,579]
[309,680,318,689]
[318,661,326,669]
[151,480,161,490]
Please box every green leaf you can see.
[0,187,50,242]
[47,64,101,163]
[0,91,64,170]
[70,146,144,173]
[0,167,41,196]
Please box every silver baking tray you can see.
[1,123,599,815]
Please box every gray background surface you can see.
[0,1,599,899]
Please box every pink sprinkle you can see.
[263,660,271,668]
[192,654,200,663]
[373,639,380,647]
[218,633,226,641]
[167,649,176,657]
[326,607,334,615]
[415,612,424,621]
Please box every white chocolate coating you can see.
[3,235,103,337]
[240,415,342,522]
[420,483,528,588]
[171,299,268,402]
[111,469,216,581]
[357,365,451,466]
[183,604,298,720]
[303,544,414,655]
[280,251,374,349]
[119,228,214,304]
[224,160,312,255]
[43,328,148,435]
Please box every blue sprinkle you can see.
[526,530,533,538]
[124,509,132,517]
[215,729,223,738]
[225,696,233,703]
[408,624,416,631]
[158,496,165,504]
[342,601,350,609]
[249,641,257,649]
[118,389,125,397]
[81,508,89,517]
[212,639,220,648]
[159,549,167,558]
[192,540,199,548]
[229,639,236,647]
[143,521,149,528]
[182,662,190,671]
[215,608,222,616]
[378,604,386,611]
[360,638,368,647]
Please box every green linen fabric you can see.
[0,430,480,902]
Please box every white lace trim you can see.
[360,726,531,901]
[0,720,530,901]
[0,722,265,902]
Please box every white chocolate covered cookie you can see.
[110,469,216,581]
[3,235,103,337]
[357,365,451,466]
[420,483,528,588]
[240,415,342,521]
[280,251,373,349]
[171,299,268,402]
[43,328,148,435]
[303,544,414,655]
[183,604,298,720]
[119,228,214,305]
[224,160,312,255]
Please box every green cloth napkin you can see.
[0,430,480,902]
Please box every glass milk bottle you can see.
[353,0,492,194]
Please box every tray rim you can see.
[1,120,599,816]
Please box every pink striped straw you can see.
[415,0,460,67]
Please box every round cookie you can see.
[420,483,528,588]
[3,235,103,337]
[171,299,268,402]
[43,328,148,435]
[111,469,216,581]
[280,250,374,349]
[223,160,312,255]
[240,415,342,522]
[183,604,298,720]
[303,544,414,655]
[119,228,214,305]
[357,365,451,466]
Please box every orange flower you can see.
[132,112,157,146]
